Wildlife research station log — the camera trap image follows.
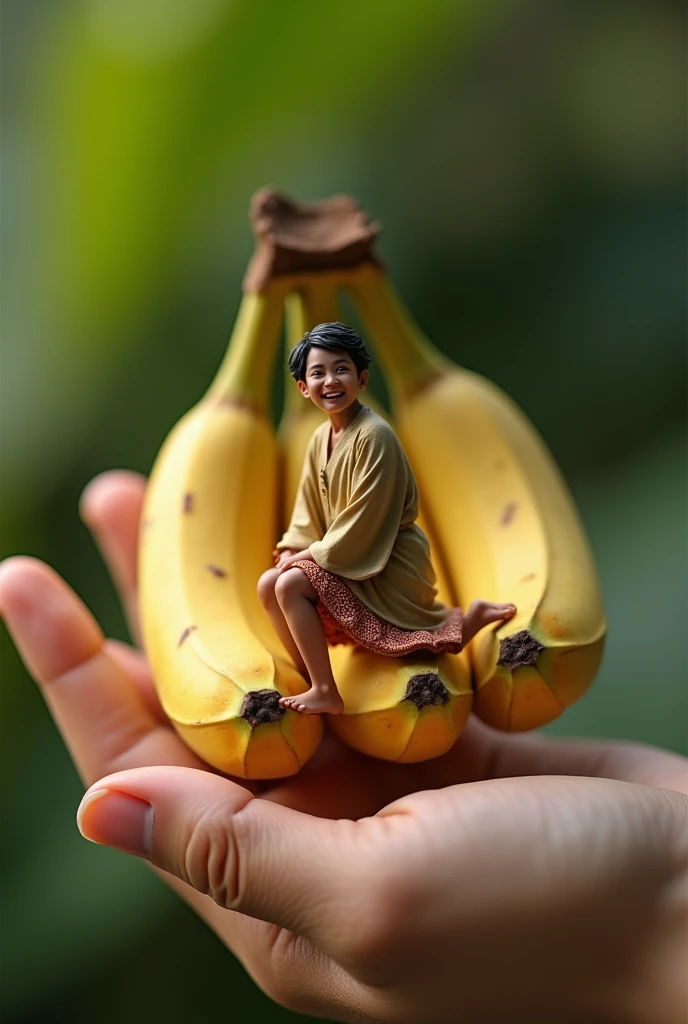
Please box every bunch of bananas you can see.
[139,190,606,779]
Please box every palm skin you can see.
[0,471,685,1024]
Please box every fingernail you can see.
[77,789,154,858]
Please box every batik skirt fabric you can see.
[293,559,463,657]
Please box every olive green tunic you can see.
[276,406,451,631]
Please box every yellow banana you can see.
[328,646,472,762]
[138,281,323,778]
[345,263,606,731]
[140,184,600,776]
[278,282,472,761]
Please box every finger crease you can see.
[107,722,178,776]
[43,641,104,687]
[223,802,254,911]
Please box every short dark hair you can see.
[288,322,371,383]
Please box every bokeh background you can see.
[1,0,685,1021]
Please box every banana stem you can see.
[207,283,287,412]
[283,279,342,415]
[302,277,342,328]
[346,265,449,404]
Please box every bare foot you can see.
[462,601,518,645]
[279,689,344,715]
[484,602,517,625]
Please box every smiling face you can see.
[298,346,368,414]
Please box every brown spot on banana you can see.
[498,630,545,670]
[178,625,198,647]
[207,565,228,578]
[500,502,518,526]
[240,689,286,726]
[403,673,450,710]
[216,394,264,416]
[183,493,194,513]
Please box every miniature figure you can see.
[257,322,516,714]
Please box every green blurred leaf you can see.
[38,0,498,337]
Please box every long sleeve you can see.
[276,434,327,551]
[310,429,411,580]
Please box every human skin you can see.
[1,470,686,1024]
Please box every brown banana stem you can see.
[244,188,382,292]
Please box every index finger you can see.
[0,556,208,785]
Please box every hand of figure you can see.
[273,548,294,569]
[1,470,686,1024]
[275,547,314,574]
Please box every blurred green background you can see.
[1,0,685,1021]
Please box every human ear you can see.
[297,380,309,398]
[358,369,369,391]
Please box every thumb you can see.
[76,766,364,945]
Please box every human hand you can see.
[275,548,314,574]
[273,548,294,569]
[1,470,686,1024]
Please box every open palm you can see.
[1,470,686,1023]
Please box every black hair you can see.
[288,322,371,383]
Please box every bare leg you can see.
[274,568,344,715]
[462,600,517,646]
[257,568,309,680]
